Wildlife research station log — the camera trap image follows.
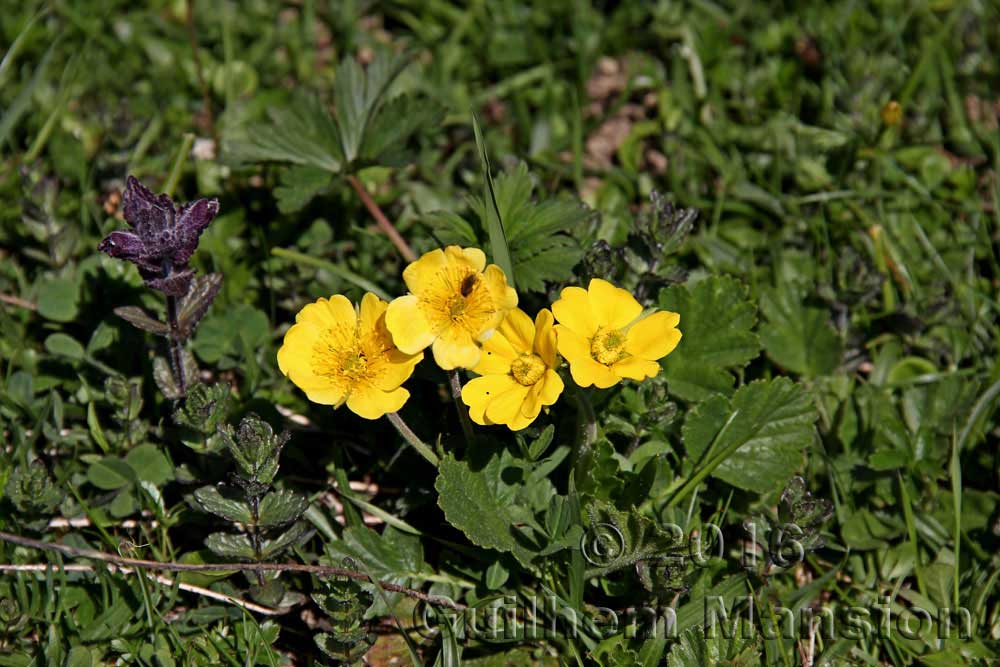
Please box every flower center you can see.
[447,294,468,320]
[510,353,546,386]
[590,327,627,365]
[312,324,383,386]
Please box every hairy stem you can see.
[165,295,188,396]
[386,412,439,467]
[347,175,417,262]
[568,383,597,485]
[448,370,476,446]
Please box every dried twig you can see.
[0,562,286,615]
[347,175,417,262]
[0,530,464,611]
[0,294,37,310]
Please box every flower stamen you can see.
[590,327,628,365]
[510,353,546,386]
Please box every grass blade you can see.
[471,112,516,290]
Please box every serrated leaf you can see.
[274,165,333,213]
[193,304,268,364]
[682,378,816,494]
[223,93,343,172]
[334,51,410,163]
[659,276,761,401]
[666,626,761,667]
[582,499,685,578]
[113,306,169,336]
[205,532,257,560]
[257,489,308,528]
[758,282,842,377]
[194,486,253,524]
[177,273,223,339]
[259,520,314,559]
[435,453,539,568]
[87,457,136,490]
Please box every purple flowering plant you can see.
[99,176,223,397]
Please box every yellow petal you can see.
[506,409,535,431]
[588,278,643,330]
[520,382,544,419]
[385,294,436,354]
[296,295,357,329]
[358,292,388,335]
[480,265,518,324]
[552,286,598,338]
[461,374,515,425]
[346,383,409,420]
[569,356,620,389]
[277,323,330,390]
[474,334,517,375]
[373,349,423,391]
[450,245,486,272]
[555,325,591,366]
[537,369,564,407]
[432,328,481,370]
[625,311,682,360]
[497,308,535,353]
[485,382,531,426]
[533,309,558,367]
[401,248,448,295]
[303,385,347,406]
[612,357,661,382]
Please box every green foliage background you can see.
[1,1,999,665]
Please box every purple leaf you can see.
[98,231,144,261]
[122,175,174,236]
[173,198,220,265]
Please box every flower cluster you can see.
[277,246,682,427]
[98,176,219,296]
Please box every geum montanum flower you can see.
[461,308,564,431]
[98,176,219,296]
[552,278,681,389]
[277,293,423,419]
[385,246,518,370]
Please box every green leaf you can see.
[44,333,84,360]
[193,304,268,364]
[194,486,253,524]
[582,499,685,578]
[205,532,257,560]
[274,165,332,213]
[113,306,169,336]
[334,51,410,163]
[472,113,516,290]
[36,277,79,322]
[257,489,308,528]
[259,520,314,559]
[326,525,425,582]
[87,457,136,490]
[666,626,762,667]
[759,282,842,377]
[682,378,816,494]
[659,276,761,402]
[223,93,343,172]
[124,444,173,485]
[435,453,540,568]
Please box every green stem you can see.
[163,133,194,197]
[165,295,188,396]
[567,383,597,484]
[386,412,439,467]
[448,370,475,445]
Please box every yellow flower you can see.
[385,246,518,370]
[277,292,423,420]
[552,278,681,389]
[461,308,564,431]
